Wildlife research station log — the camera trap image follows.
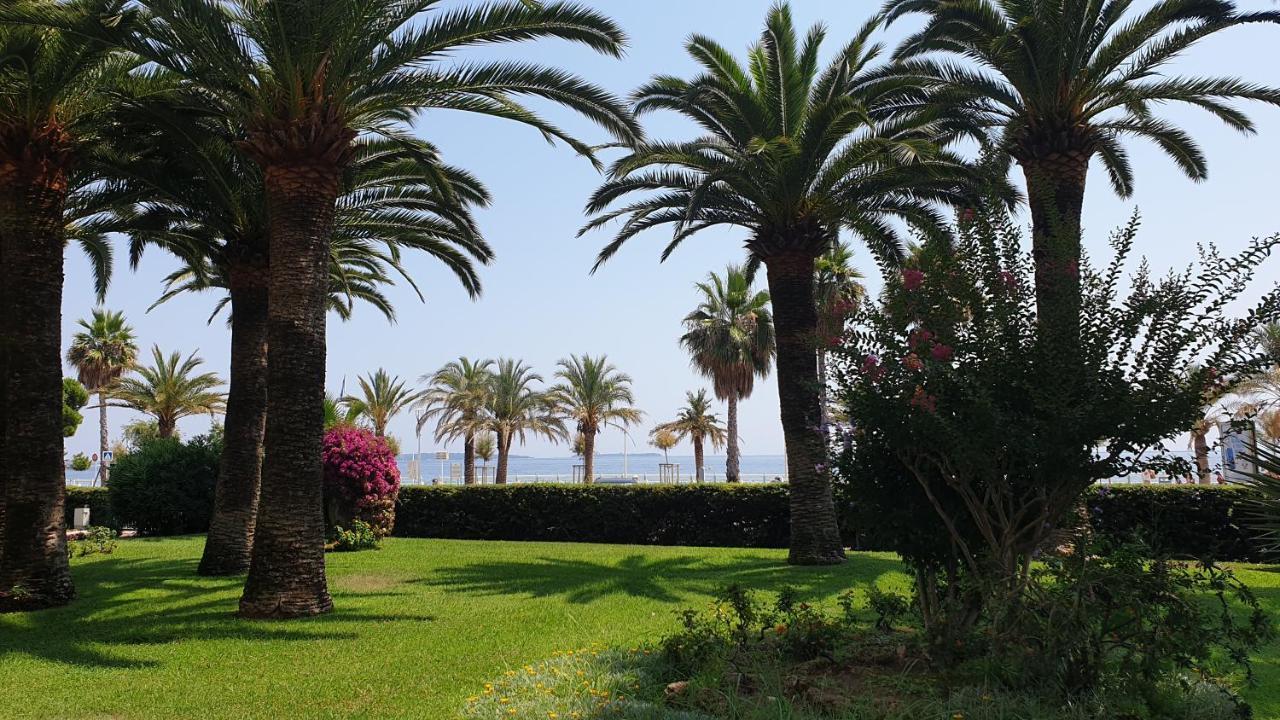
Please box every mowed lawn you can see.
[1,537,1279,720]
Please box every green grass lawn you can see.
[1,537,1279,719]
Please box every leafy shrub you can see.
[63,378,88,437]
[322,425,401,537]
[1086,485,1263,561]
[107,432,221,535]
[331,520,380,552]
[70,452,92,472]
[64,487,117,530]
[68,526,118,557]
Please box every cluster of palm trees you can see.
[2,0,1276,613]
[66,309,225,483]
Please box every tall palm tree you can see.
[487,359,566,484]
[341,369,425,438]
[111,345,226,437]
[882,0,1280,355]
[0,0,138,612]
[582,6,982,563]
[654,390,727,483]
[417,358,494,485]
[549,354,642,484]
[66,309,138,485]
[99,0,641,618]
[680,266,774,483]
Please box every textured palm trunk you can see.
[200,258,269,576]
[0,159,76,612]
[765,252,844,565]
[495,432,510,485]
[817,350,829,424]
[157,417,177,439]
[96,391,110,486]
[693,435,705,482]
[1020,152,1089,360]
[583,431,596,484]
[726,394,740,483]
[239,162,340,618]
[1193,427,1212,485]
[463,434,476,485]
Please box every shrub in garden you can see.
[331,520,380,552]
[108,431,221,535]
[68,527,119,557]
[322,425,400,538]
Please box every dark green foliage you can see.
[1087,485,1263,562]
[1239,441,1280,557]
[331,520,380,552]
[63,487,117,530]
[69,452,92,472]
[107,432,221,535]
[395,484,792,547]
[62,377,88,437]
[67,526,118,557]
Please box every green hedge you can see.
[1085,484,1263,562]
[394,483,1270,560]
[394,484,792,547]
[64,487,118,530]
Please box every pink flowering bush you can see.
[322,425,401,539]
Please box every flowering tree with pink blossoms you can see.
[322,425,401,539]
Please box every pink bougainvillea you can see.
[901,268,925,291]
[930,344,955,362]
[322,425,401,538]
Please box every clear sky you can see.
[61,0,1280,460]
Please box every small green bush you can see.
[331,520,380,552]
[70,452,92,472]
[107,432,221,535]
[68,526,119,557]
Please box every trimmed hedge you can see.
[395,484,792,548]
[1086,484,1263,562]
[64,487,118,531]
[395,483,1270,560]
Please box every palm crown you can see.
[548,354,643,437]
[66,308,139,391]
[681,265,775,402]
[487,358,565,449]
[340,368,424,437]
[111,344,226,437]
[654,390,727,450]
[417,357,495,444]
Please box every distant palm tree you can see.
[341,369,424,438]
[66,309,139,485]
[815,243,866,422]
[487,359,565,484]
[475,434,496,482]
[655,391,727,483]
[111,346,226,438]
[583,6,985,563]
[549,355,642,484]
[650,428,678,464]
[882,0,1280,357]
[417,358,494,485]
[680,266,774,483]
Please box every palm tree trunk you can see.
[583,431,596,485]
[817,350,829,425]
[200,258,268,576]
[97,391,110,486]
[496,432,510,485]
[726,394,740,483]
[239,163,340,619]
[0,159,76,612]
[694,436,705,482]
[765,251,844,566]
[1193,427,1212,485]
[1021,154,1088,361]
[463,434,476,485]
[157,418,177,439]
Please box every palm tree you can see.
[417,358,494,485]
[487,359,566,484]
[0,0,139,612]
[680,266,774,483]
[549,355,642,484]
[882,0,1280,355]
[475,434,496,482]
[654,391,727,483]
[1255,322,1280,365]
[341,369,424,438]
[108,0,641,619]
[66,309,139,486]
[111,346,226,438]
[582,7,981,563]
[815,242,866,421]
[650,428,678,464]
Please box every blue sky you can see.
[61,0,1280,459]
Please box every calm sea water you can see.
[398,453,789,484]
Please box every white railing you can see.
[401,473,787,486]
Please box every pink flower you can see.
[930,344,954,362]
[910,386,937,413]
[908,328,934,350]
[861,354,885,382]
[902,269,925,291]
[903,353,924,372]
[999,270,1017,290]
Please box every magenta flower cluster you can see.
[322,425,400,534]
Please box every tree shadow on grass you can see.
[0,555,434,670]
[418,552,906,605]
